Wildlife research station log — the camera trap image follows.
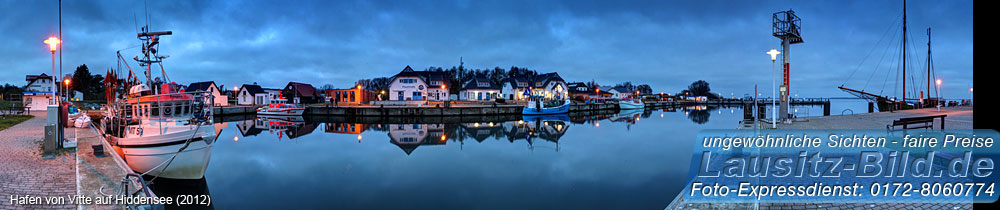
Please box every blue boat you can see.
[522,99,571,115]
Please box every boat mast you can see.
[901,0,907,104]
[926,27,932,103]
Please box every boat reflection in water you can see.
[147,177,213,210]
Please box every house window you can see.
[401,78,417,84]
[430,81,442,86]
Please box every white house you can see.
[237,84,272,106]
[185,81,229,106]
[608,87,634,99]
[23,73,56,110]
[459,76,501,101]
[501,72,566,101]
[388,66,450,101]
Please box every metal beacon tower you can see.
[772,10,803,122]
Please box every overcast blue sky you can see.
[1,0,974,99]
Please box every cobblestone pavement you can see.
[1,113,77,209]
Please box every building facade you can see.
[282,82,322,104]
[459,76,501,101]
[185,81,229,106]
[388,66,450,101]
[23,73,56,110]
[501,72,567,101]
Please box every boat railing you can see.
[106,91,214,130]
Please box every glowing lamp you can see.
[44,36,61,53]
[766,49,780,61]
[936,79,942,86]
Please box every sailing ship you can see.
[838,0,939,112]
[100,25,217,179]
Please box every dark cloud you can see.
[1,0,973,98]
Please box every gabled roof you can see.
[461,76,500,90]
[186,81,217,92]
[26,73,53,82]
[609,87,632,94]
[283,82,320,97]
[533,72,565,88]
[390,65,451,89]
[503,72,564,89]
[240,84,265,95]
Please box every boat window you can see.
[150,104,159,117]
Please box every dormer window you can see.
[430,81,442,86]
[478,82,489,87]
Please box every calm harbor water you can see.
[149,100,871,209]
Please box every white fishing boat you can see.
[618,99,645,109]
[257,103,306,116]
[101,26,217,179]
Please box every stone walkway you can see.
[0,112,77,209]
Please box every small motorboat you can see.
[522,99,571,115]
[618,99,645,110]
[257,103,305,116]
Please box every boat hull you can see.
[522,104,570,115]
[257,108,305,116]
[122,140,213,179]
[619,101,645,109]
[114,124,216,179]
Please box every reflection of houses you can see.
[284,123,319,139]
[387,124,447,155]
[23,73,56,110]
[236,119,265,137]
[460,122,504,142]
[459,76,501,101]
[501,118,569,143]
[388,66,451,101]
[501,72,567,100]
[324,123,369,134]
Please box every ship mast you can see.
[901,0,906,105]
[134,25,171,94]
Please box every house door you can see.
[397,91,404,101]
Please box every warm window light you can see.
[44,36,61,52]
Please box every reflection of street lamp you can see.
[766,49,780,128]
[936,79,942,110]
[44,36,61,105]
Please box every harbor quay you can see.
[1,111,149,210]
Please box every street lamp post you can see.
[44,36,61,105]
[969,87,973,106]
[64,79,70,101]
[767,49,781,129]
